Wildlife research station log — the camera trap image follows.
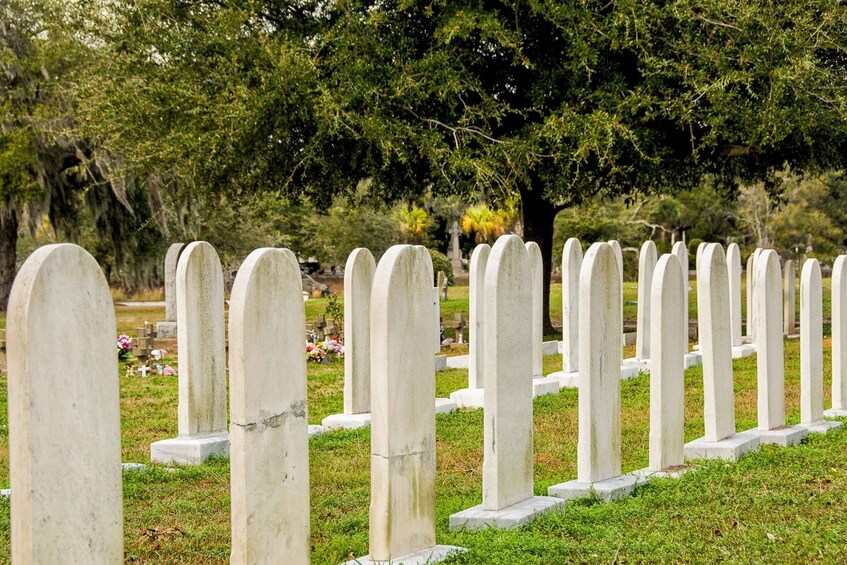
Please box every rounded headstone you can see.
[344,248,376,414]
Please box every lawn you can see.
[0,279,842,563]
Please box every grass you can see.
[0,281,840,563]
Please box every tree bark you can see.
[520,185,560,335]
[0,212,19,311]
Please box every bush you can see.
[428,248,454,285]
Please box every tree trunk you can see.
[520,184,559,335]
[0,212,19,311]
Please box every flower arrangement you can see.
[117,334,133,361]
[306,342,326,363]
[306,337,344,363]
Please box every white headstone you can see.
[830,256,847,415]
[648,254,685,472]
[784,259,796,335]
[727,243,743,347]
[343,248,376,414]
[695,241,708,277]
[163,242,184,321]
[579,242,622,483]
[756,250,786,431]
[636,241,657,360]
[800,259,824,427]
[526,241,544,379]
[485,236,533,509]
[671,241,689,352]
[561,238,583,374]
[608,240,624,360]
[8,244,123,563]
[749,248,763,342]
[699,244,736,442]
[369,245,438,560]
[229,248,309,563]
[468,244,491,389]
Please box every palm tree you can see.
[460,204,509,244]
[393,204,432,244]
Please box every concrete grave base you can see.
[321,412,372,430]
[449,496,565,531]
[541,340,560,355]
[150,432,229,465]
[823,408,847,418]
[449,387,485,409]
[631,466,691,480]
[308,424,328,437]
[547,474,638,502]
[435,397,458,414]
[434,355,447,372]
[741,335,753,344]
[731,345,756,358]
[684,352,703,368]
[684,430,760,462]
[445,355,469,369]
[622,357,651,373]
[754,425,808,447]
[620,363,641,381]
[800,420,843,434]
[547,370,579,389]
[155,321,177,339]
[532,376,560,397]
[341,545,467,565]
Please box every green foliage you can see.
[428,247,454,285]
[324,294,343,325]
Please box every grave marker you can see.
[635,240,657,361]
[157,242,184,338]
[825,255,847,418]
[784,259,797,335]
[549,238,582,388]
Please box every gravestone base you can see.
[623,357,651,373]
[308,424,329,437]
[547,370,579,389]
[449,387,485,409]
[800,420,843,434]
[449,496,565,531]
[434,355,448,372]
[341,545,467,565]
[547,474,638,502]
[532,376,560,397]
[620,363,641,381]
[445,355,470,369]
[150,432,229,465]
[322,412,372,430]
[731,345,756,358]
[541,340,560,355]
[742,335,753,344]
[684,431,760,462]
[631,465,690,480]
[684,352,703,369]
[823,408,847,418]
[435,397,458,414]
[784,333,800,340]
[155,321,177,339]
[755,425,808,447]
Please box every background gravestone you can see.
[157,242,185,338]
[825,255,847,418]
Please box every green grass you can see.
[0,336,845,562]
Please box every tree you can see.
[460,204,507,245]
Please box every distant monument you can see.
[448,221,466,274]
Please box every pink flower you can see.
[162,365,176,376]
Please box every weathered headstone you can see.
[749,247,763,343]
[151,241,229,464]
[825,256,847,418]
[783,259,797,335]
[8,244,123,563]
[685,243,760,461]
[157,242,185,338]
[450,236,563,530]
[695,241,708,277]
[344,245,465,564]
[635,240,657,361]
[527,241,544,378]
[634,254,686,478]
[448,220,466,274]
[549,238,582,388]
[229,248,310,563]
[322,249,376,430]
[798,259,842,434]
[746,253,755,340]
[671,241,690,354]
[752,249,808,446]
[548,242,637,501]
[726,243,754,358]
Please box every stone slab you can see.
[532,376,560,397]
[155,321,177,339]
[623,357,651,372]
[322,412,372,430]
[308,424,329,437]
[731,345,755,359]
[434,355,447,372]
[547,474,638,502]
[122,463,147,473]
[800,420,843,434]
[542,340,559,355]
[684,352,703,368]
[449,387,485,409]
[150,432,229,465]
[341,545,467,565]
[823,408,847,418]
[435,397,457,414]
[547,370,579,389]
[754,425,808,447]
[631,466,690,480]
[449,496,565,531]
[620,363,641,381]
[445,354,470,369]
[684,431,760,462]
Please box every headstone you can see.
[825,256,847,418]
[684,243,760,461]
[344,249,375,418]
[344,245,465,564]
[635,254,685,478]
[8,244,123,562]
[229,248,310,563]
[450,236,563,530]
[450,245,489,408]
[784,259,797,335]
[436,271,446,301]
[151,241,229,464]
[671,242,689,353]
[746,253,755,340]
[527,241,544,378]
[752,249,808,446]
[449,221,466,274]
[157,242,185,338]
[548,242,637,501]
[695,241,708,277]
[549,238,582,388]
[798,259,842,434]
[635,241,657,361]
[727,243,743,347]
